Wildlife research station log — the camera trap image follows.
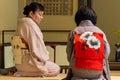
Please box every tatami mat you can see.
[0,71,120,80]
[110,70,120,76]
[0,74,66,80]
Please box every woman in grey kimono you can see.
[63,6,111,80]
[14,2,60,77]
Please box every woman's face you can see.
[29,10,44,24]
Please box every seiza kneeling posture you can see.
[62,6,111,80]
[12,2,60,77]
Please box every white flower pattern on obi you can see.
[80,32,101,49]
[87,36,100,49]
[80,32,93,40]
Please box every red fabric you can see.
[74,32,105,70]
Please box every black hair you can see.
[23,2,44,16]
[75,6,97,26]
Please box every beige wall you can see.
[0,0,18,68]
[18,0,26,18]
[93,0,120,61]
[0,0,18,44]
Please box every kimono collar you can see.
[79,20,94,27]
[19,17,43,39]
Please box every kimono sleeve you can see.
[66,31,75,62]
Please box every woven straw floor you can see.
[0,71,120,80]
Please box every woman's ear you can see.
[28,11,33,17]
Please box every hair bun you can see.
[23,5,30,15]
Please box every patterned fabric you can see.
[74,32,105,70]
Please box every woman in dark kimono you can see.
[63,6,111,80]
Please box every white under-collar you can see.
[79,20,94,26]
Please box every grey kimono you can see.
[66,20,111,80]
